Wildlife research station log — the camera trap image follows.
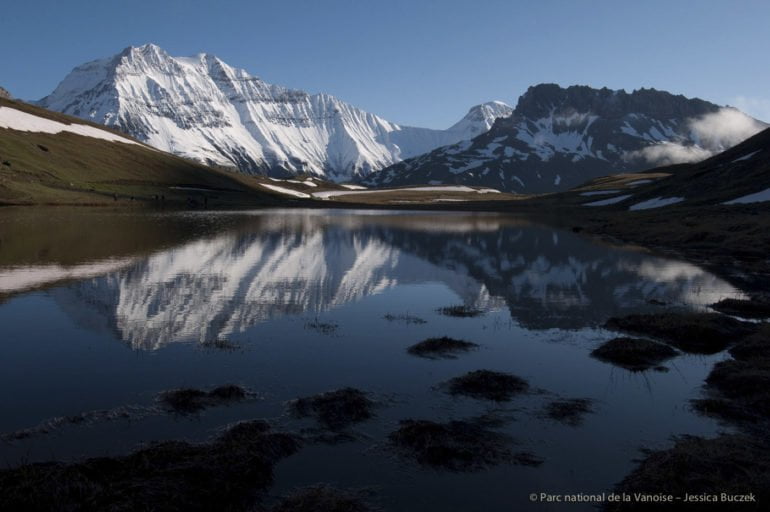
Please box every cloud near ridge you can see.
[627,108,767,165]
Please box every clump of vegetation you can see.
[543,398,594,427]
[304,318,339,335]
[389,419,536,471]
[383,313,427,324]
[445,370,529,402]
[407,336,479,359]
[590,337,678,371]
[2,406,149,441]
[694,324,770,424]
[0,420,300,511]
[606,434,770,511]
[604,313,756,354]
[436,304,484,318]
[270,485,372,512]
[290,388,376,430]
[710,298,770,319]
[200,338,241,351]
[729,323,770,360]
[157,384,250,413]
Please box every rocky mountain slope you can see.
[38,44,512,181]
[563,126,770,210]
[364,84,767,193]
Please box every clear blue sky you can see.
[2,0,769,128]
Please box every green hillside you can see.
[0,98,283,206]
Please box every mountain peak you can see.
[38,44,510,181]
[367,84,766,193]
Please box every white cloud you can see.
[627,108,767,165]
[630,142,713,166]
[731,96,770,124]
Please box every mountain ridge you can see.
[364,83,767,192]
[38,44,512,182]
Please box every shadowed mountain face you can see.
[6,210,736,350]
[365,84,767,193]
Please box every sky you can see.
[2,0,769,129]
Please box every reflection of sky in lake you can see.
[0,209,741,511]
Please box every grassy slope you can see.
[0,97,285,206]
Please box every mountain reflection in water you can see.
[0,209,739,350]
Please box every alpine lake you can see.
[0,207,745,511]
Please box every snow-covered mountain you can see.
[38,44,512,181]
[364,84,767,192]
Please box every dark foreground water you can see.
[0,208,743,511]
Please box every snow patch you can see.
[583,194,632,207]
[724,187,770,205]
[629,197,684,210]
[0,106,139,146]
[259,183,311,198]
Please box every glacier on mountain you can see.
[38,44,512,181]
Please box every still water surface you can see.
[0,208,741,511]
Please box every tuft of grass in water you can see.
[606,434,770,511]
[710,298,770,319]
[604,312,757,354]
[0,420,301,511]
[304,317,339,335]
[157,384,250,414]
[388,418,540,471]
[289,388,376,430]
[200,338,241,351]
[407,336,479,359]
[543,398,594,427]
[383,313,427,325]
[591,337,678,371]
[270,485,372,512]
[444,370,529,402]
[436,304,484,318]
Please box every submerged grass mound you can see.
[729,323,770,360]
[407,336,479,359]
[158,384,250,414]
[200,338,241,351]
[544,398,594,427]
[606,434,770,511]
[710,298,770,319]
[591,337,678,371]
[389,419,536,471]
[304,318,339,335]
[604,313,756,354]
[436,304,484,318]
[383,313,427,325]
[0,420,300,512]
[695,325,770,424]
[270,485,371,512]
[290,388,375,430]
[445,370,529,402]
